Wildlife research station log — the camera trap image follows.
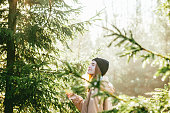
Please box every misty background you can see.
[63,0,170,96]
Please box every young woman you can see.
[67,58,115,113]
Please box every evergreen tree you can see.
[0,0,92,112]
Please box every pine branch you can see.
[99,25,170,80]
[100,25,170,61]
[142,48,170,61]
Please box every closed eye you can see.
[92,63,95,66]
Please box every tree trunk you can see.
[4,0,17,112]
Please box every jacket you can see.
[69,76,115,113]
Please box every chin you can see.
[88,73,93,75]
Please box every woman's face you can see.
[87,60,96,75]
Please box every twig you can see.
[94,24,170,61]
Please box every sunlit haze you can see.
[77,0,159,46]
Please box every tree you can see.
[0,0,92,112]
[3,0,17,112]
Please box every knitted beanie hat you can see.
[92,58,109,76]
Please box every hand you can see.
[66,92,73,98]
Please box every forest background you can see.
[0,0,169,112]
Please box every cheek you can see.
[91,66,95,72]
[87,65,95,74]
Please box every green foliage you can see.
[0,28,13,45]
[101,19,170,112]
[0,0,6,5]
[1,59,88,112]
[88,74,169,113]
[0,0,169,112]
[109,85,170,113]
[157,0,170,22]
[0,0,94,112]
[104,25,170,81]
